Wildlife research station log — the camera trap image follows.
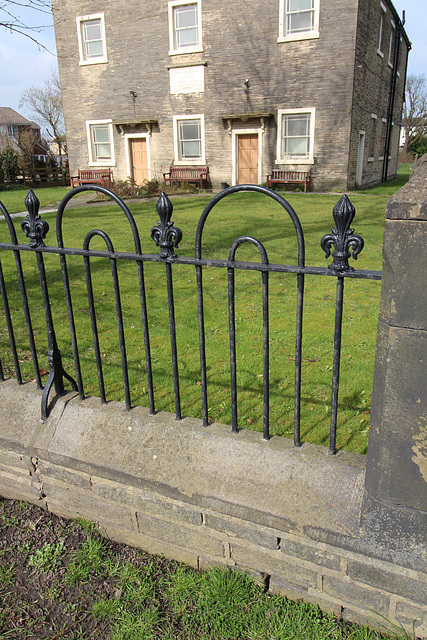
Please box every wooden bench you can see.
[70,168,112,189]
[266,169,311,192]
[163,166,209,189]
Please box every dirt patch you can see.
[0,498,175,639]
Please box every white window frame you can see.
[76,13,108,65]
[86,119,115,166]
[124,132,152,182]
[173,114,205,165]
[388,20,396,67]
[368,114,377,162]
[168,0,203,55]
[377,2,386,58]
[379,117,387,160]
[278,0,319,43]
[276,108,315,164]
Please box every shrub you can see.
[0,148,19,183]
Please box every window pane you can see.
[91,125,111,160]
[94,143,111,158]
[84,21,101,40]
[178,118,201,159]
[287,114,309,136]
[288,0,313,11]
[93,126,110,143]
[174,3,199,48]
[286,137,308,155]
[86,40,104,57]
[181,140,201,158]
[282,113,310,158]
[180,121,200,139]
[288,11,313,32]
[82,19,103,58]
[286,0,315,34]
[175,5,197,28]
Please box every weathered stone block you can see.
[38,460,92,489]
[101,524,200,569]
[43,476,134,530]
[231,540,318,590]
[322,575,390,617]
[204,513,278,549]
[366,322,427,512]
[279,537,341,571]
[135,511,224,559]
[379,220,427,330]
[395,600,427,635]
[347,559,427,605]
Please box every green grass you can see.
[0,185,70,214]
[2,498,416,640]
[0,175,408,453]
[352,163,413,195]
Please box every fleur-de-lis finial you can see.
[150,192,183,259]
[21,190,49,248]
[320,195,364,272]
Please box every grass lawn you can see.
[0,498,415,640]
[351,162,413,195]
[0,188,389,455]
[0,185,70,214]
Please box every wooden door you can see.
[237,134,258,184]
[130,139,148,184]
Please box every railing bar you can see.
[13,250,42,388]
[228,266,238,432]
[59,254,84,399]
[262,270,269,441]
[136,262,155,415]
[0,260,22,384]
[329,276,345,455]
[195,265,208,426]
[0,356,4,381]
[0,244,383,280]
[110,257,131,410]
[83,255,106,404]
[294,273,305,447]
[165,262,181,420]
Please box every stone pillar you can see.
[362,156,427,569]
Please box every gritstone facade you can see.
[52,0,410,191]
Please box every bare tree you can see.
[19,72,66,165]
[402,74,427,155]
[0,0,52,48]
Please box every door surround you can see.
[124,132,151,183]
[231,128,263,186]
[356,131,365,186]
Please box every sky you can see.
[0,0,426,123]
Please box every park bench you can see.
[163,166,209,189]
[266,169,311,192]
[70,168,112,189]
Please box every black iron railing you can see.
[0,185,381,453]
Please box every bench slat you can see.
[163,166,209,189]
[266,169,311,192]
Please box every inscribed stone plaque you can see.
[170,66,204,95]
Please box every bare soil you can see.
[0,498,174,639]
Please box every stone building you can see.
[52,0,410,191]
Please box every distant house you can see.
[0,107,49,163]
[52,0,410,191]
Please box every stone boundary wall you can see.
[0,381,425,637]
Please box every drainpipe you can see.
[382,12,405,182]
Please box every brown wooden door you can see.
[237,134,258,184]
[130,139,148,184]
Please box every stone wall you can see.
[0,379,425,637]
